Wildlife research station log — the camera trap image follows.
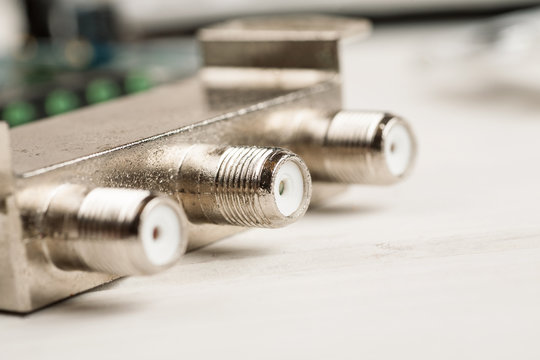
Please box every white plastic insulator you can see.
[274,159,305,217]
[140,201,184,267]
[384,122,414,177]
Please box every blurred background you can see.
[1,0,540,127]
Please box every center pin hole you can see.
[152,226,161,241]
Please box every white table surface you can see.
[2,20,540,359]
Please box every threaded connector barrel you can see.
[19,185,188,276]
[178,145,312,227]
[319,111,417,184]
[263,109,417,185]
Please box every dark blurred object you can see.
[23,0,52,38]
[24,0,119,40]
[24,0,119,67]
[0,0,197,128]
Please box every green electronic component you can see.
[2,101,36,127]
[45,89,80,116]
[86,78,120,104]
[125,72,152,94]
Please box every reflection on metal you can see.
[102,144,312,228]
[199,15,371,70]
[259,110,417,184]
[17,185,188,276]
[0,15,416,313]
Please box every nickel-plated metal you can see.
[17,185,188,276]
[1,66,340,314]
[0,122,12,199]
[257,110,417,184]
[321,111,417,184]
[198,17,416,185]
[0,15,404,313]
[0,123,28,311]
[176,145,311,227]
[102,144,312,228]
[199,15,371,70]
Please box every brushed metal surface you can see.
[199,15,371,70]
[252,110,418,184]
[99,144,312,228]
[3,72,342,313]
[1,15,371,312]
